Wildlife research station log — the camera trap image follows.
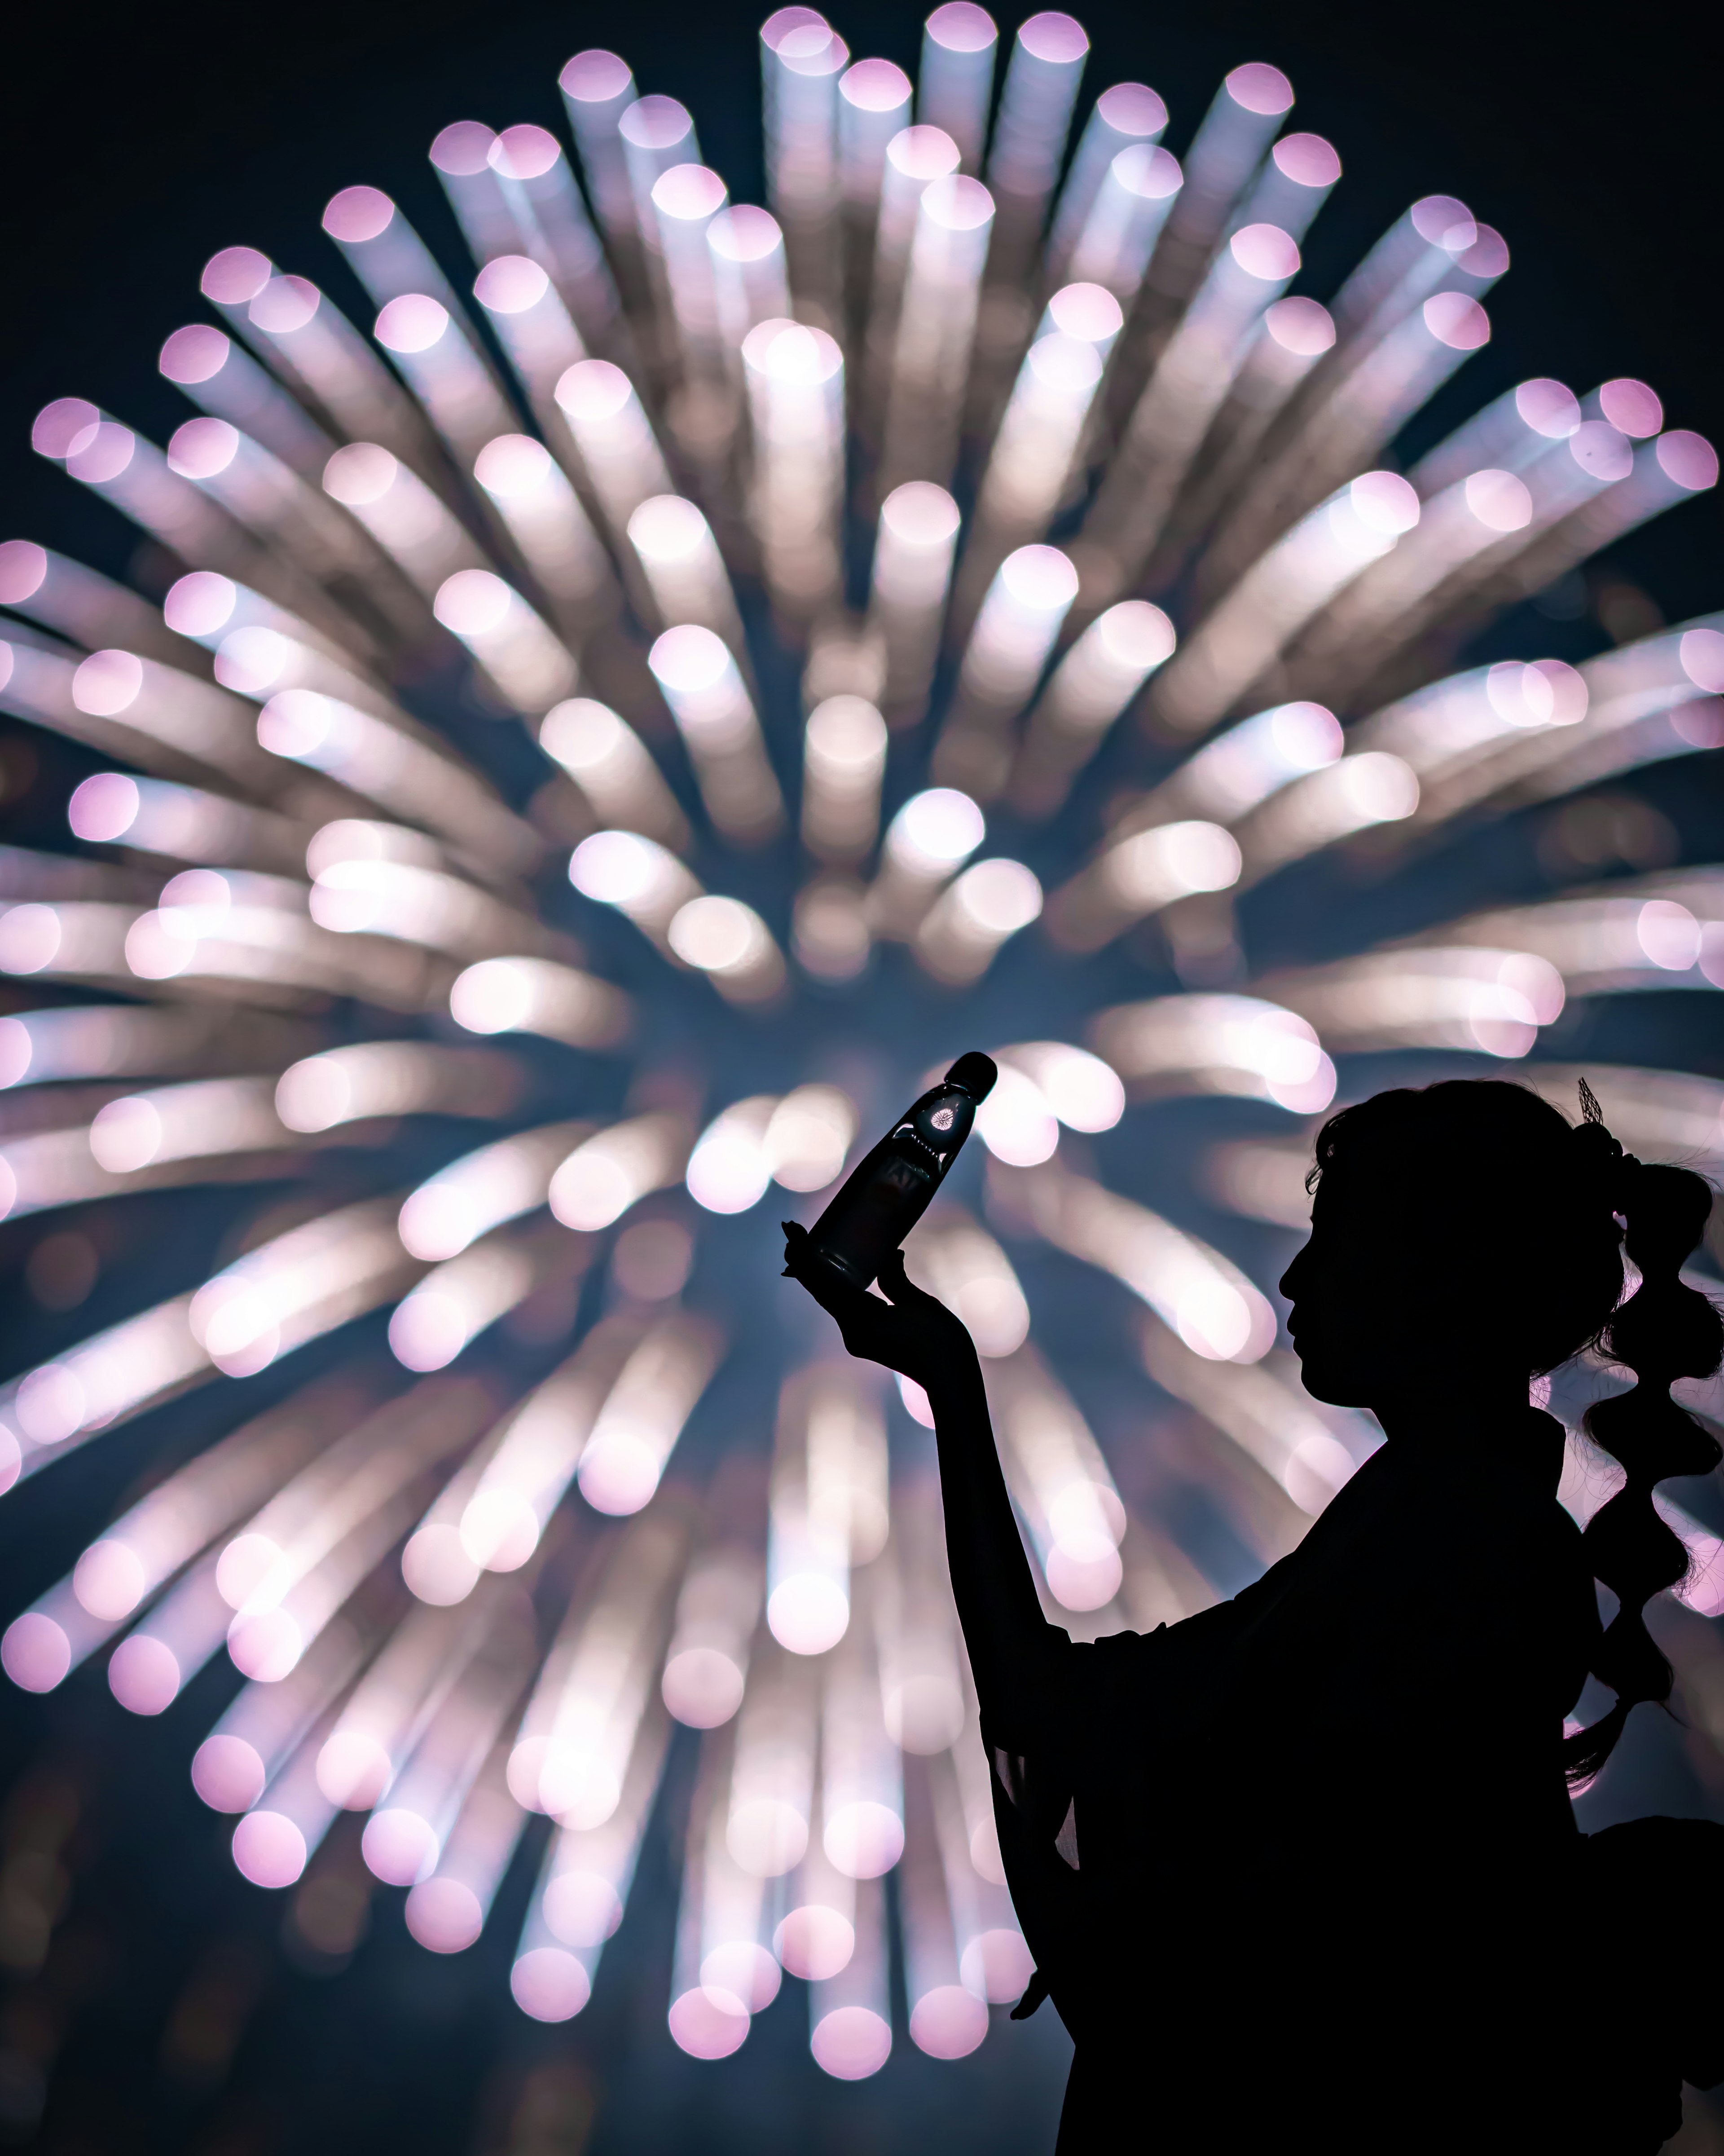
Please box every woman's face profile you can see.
[1279,1161,1438,1409]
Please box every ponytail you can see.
[1565,1105,1724,1787]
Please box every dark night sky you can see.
[2,0,1721,617]
[0,2,1720,2152]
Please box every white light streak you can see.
[647,626,785,846]
[432,569,578,715]
[548,1115,694,1235]
[449,955,632,1049]
[538,698,688,851]
[994,1155,1277,1363]
[1090,992,1337,1114]
[399,1122,590,1261]
[866,482,961,723]
[937,545,1079,798]
[913,858,1043,985]
[1011,600,1177,816]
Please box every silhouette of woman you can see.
[785,1077,1724,2152]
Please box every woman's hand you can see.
[782,1222,979,1393]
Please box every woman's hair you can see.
[1309,1077,1724,1786]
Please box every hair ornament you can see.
[1574,1078,1643,1211]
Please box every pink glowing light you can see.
[618,95,694,153]
[1349,471,1421,536]
[405,1877,484,1953]
[1045,282,1123,342]
[560,49,632,99]
[925,2,994,53]
[661,1646,747,1728]
[1410,194,1476,251]
[910,1984,989,2059]
[323,185,394,243]
[1229,223,1300,282]
[374,294,449,353]
[554,359,633,422]
[1264,297,1334,357]
[653,163,728,222]
[1422,292,1489,350]
[841,57,912,112]
[512,1947,592,2022]
[1656,431,1718,491]
[231,1810,308,1889]
[473,255,548,313]
[774,1903,854,1980]
[32,397,100,458]
[1226,61,1294,115]
[0,1613,70,1693]
[430,121,495,176]
[492,123,562,180]
[880,481,963,547]
[1016,11,1087,62]
[1459,225,1509,278]
[1516,378,1581,437]
[201,247,272,304]
[362,1808,440,1886]
[886,125,963,185]
[73,1538,146,1618]
[921,173,995,233]
[1464,468,1534,532]
[824,1800,905,1879]
[1569,421,1634,482]
[1598,379,1662,437]
[0,540,47,602]
[1680,628,1724,693]
[708,204,782,265]
[65,423,137,484]
[193,1734,267,1812]
[544,1871,623,1947]
[668,1987,749,2058]
[1095,81,1166,134]
[158,324,230,384]
[434,568,514,635]
[1272,131,1340,186]
[960,1927,1035,2003]
[317,1729,393,1810]
[227,1607,305,1683]
[107,1634,181,1715]
[249,276,321,335]
[761,7,828,53]
[163,570,238,637]
[1046,1540,1123,1609]
[767,1574,850,1657]
[167,418,240,478]
[811,2005,892,2080]
[574,1438,661,1517]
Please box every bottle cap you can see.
[942,1051,998,1101]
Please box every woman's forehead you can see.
[1312,1147,1424,1214]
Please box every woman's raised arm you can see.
[782,1224,1059,1726]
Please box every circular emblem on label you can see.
[930,1107,955,1132]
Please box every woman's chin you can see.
[1290,1354,1372,1410]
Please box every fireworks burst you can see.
[1,1,1722,2079]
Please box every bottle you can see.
[801,1052,998,1290]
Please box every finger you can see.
[785,1257,874,1327]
